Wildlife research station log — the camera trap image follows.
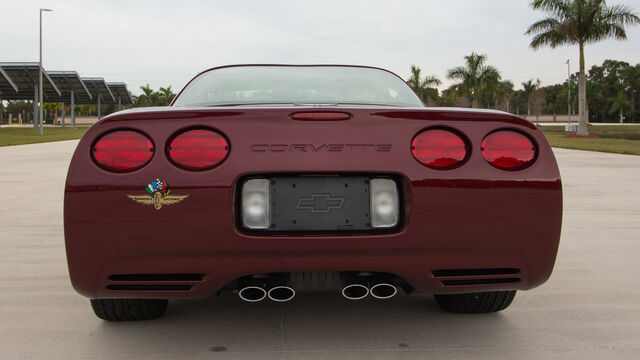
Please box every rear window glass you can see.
[173,66,422,107]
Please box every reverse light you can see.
[481,130,536,170]
[92,130,153,171]
[411,129,468,169]
[370,178,399,228]
[168,129,229,170]
[241,179,270,229]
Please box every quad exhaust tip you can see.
[239,286,267,302]
[341,284,370,300]
[238,274,398,302]
[370,283,398,299]
[267,286,296,302]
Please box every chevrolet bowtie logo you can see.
[296,194,346,213]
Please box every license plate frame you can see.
[269,176,371,231]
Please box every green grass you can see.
[0,127,88,147]
[540,125,640,155]
[540,125,640,140]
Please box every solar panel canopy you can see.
[81,77,115,104]
[0,62,61,101]
[0,63,133,107]
[47,71,93,104]
[107,82,134,105]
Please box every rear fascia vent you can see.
[433,268,521,287]
[106,284,193,291]
[432,268,519,277]
[441,278,520,286]
[108,273,205,282]
[106,273,206,292]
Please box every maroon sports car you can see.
[64,65,562,321]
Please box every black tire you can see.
[434,290,516,313]
[90,299,168,321]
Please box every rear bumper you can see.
[90,249,543,298]
[65,177,562,299]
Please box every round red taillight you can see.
[481,130,536,170]
[411,129,468,168]
[93,130,154,171]
[168,129,229,170]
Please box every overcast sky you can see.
[3,0,640,96]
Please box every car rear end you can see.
[64,107,561,300]
[64,65,562,320]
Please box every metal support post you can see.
[70,91,75,129]
[38,8,52,135]
[61,102,65,127]
[118,96,121,111]
[39,10,43,135]
[33,85,38,129]
[97,96,101,121]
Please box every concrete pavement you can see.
[1,141,639,359]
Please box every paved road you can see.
[1,141,639,360]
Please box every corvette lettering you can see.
[250,144,392,152]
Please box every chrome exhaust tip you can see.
[370,283,398,299]
[341,284,369,300]
[239,286,267,302]
[267,286,296,302]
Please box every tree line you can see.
[407,56,640,123]
[1,59,638,125]
[133,84,176,107]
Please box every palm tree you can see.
[482,72,503,108]
[522,79,537,116]
[526,0,640,135]
[532,79,545,122]
[158,86,176,105]
[447,52,501,108]
[609,90,632,123]
[406,65,442,104]
[495,80,515,111]
[135,84,158,107]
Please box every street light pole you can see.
[39,8,52,136]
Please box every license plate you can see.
[270,176,370,231]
